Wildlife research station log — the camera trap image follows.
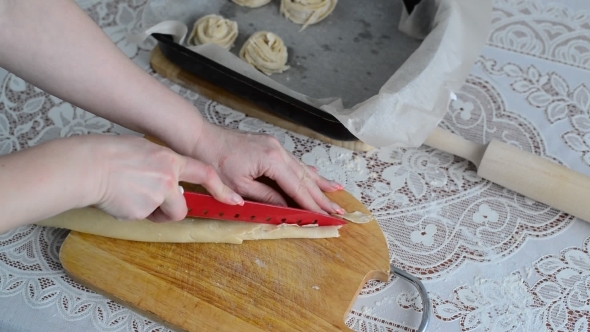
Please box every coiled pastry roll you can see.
[188,14,239,50]
[232,0,271,8]
[280,0,337,31]
[239,31,290,75]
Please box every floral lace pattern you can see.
[477,57,590,169]
[431,273,547,332]
[531,237,590,331]
[430,235,590,332]
[488,0,590,70]
[1,0,590,331]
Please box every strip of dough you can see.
[187,14,239,50]
[35,208,340,244]
[280,0,337,31]
[232,0,271,8]
[239,31,290,75]
[339,211,373,224]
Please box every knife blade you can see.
[183,191,347,227]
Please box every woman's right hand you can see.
[87,135,243,222]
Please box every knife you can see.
[182,191,347,227]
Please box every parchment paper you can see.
[136,0,491,148]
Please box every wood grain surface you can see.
[59,189,390,331]
[149,46,373,152]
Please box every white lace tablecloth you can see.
[1,0,590,331]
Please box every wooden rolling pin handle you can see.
[478,140,590,222]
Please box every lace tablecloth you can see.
[1,0,590,331]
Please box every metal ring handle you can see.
[391,264,431,332]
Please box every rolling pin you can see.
[424,127,590,222]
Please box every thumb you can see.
[148,185,187,223]
[178,157,243,206]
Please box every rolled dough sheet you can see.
[35,208,341,244]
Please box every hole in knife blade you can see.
[219,212,224,217]
[234,214,240,218]
[281,218,286,223]
[265,217,271,221]
[203,210,208,215]
[313,220,318,224]
[297,220,302,224]
[250,216,255,220]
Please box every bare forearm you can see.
[0,137,95,231]
[0,0,203,155]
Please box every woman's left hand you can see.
[190,122,345,215]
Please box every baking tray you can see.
[154,33,357,140]
[148,0,423,141]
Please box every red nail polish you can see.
[232,194,244,206]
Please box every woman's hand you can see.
[89,135,242,222]
[0,0,343,220]
[191,122,345,215]
[0,134,243,232]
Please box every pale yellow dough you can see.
[339,211,373,224]
[232,0,271,8]
[280,0,337,31]
[188,14,239,50]
[35,208,341,244]
[240,31,290,75]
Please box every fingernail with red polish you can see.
[332,182,344,190]
[310,166,318,172]
[232,194,244,206]
[331,202,345,214]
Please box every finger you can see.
[308,169,343,192]
[179,157,243,206]
[291,161,345,214]
[291,158,344,213]
[304,179,346,215]
[301,161,343,192]
[269,163,329,214]
[148,185,188,223]
[238,180,288,207]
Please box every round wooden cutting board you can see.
[58,189,390,331]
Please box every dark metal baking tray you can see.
[153,0,420,141]
[153,33,358,141]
